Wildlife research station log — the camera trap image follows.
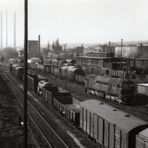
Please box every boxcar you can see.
[42,86,58,104]
[65,104,80,126]
[36,63,44,72]
[42,86,71,104]
[137,83,148,96]
[66,66,77,80]
[28,74,38,92]
[74,68,86,84]
[15,66,24,80]
[44,64,52,73]
[80,99,148,148]
[136,128,148,148]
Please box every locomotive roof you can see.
[93,75,134,84]
[138,128,148,142]
[80,99,147,132]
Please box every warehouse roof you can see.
[80,99,147,131]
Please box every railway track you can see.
[1,70,69,148]
[2,67,100,148]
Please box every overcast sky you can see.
[0,0,148,47]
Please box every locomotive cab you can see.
[120,81,135,104]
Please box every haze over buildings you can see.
[0,0,148,48]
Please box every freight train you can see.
[29,62,137,104]
[10,63,148,148]
[9,62,139,105]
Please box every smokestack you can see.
[14,11,16,50]
[0,11,2,49]
[121,39,123,57]
[140,43,143,57]
[38,35,41,57]
[6,10,8,48]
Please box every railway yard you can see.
[2,1,148,147]
[0,62,148,148]
[0,65,100,148]
[0,66,39,148]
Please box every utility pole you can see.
[24,0,28,147]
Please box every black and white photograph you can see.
[0,0,148,148]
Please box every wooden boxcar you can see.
[65,104,80,126]
[80,99,147,148]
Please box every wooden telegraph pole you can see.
[24,0,28,147]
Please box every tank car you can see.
[85,74,135,104]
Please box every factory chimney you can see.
[6,10,8,48]
[0,11,3,49]
[14,11,16,50]
[38,35,41,57]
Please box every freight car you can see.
[65,104,80,127]
[42,85,71,104]
[10,64,38,92]
[52,95,73,114]
[27,74,38,93]
[136,128,148,148]
[85,74,135,104]
[41,84,81,126]
[66,66,86,83]
[58,65,86,84]
[10,64,24,80]
[80,99,148,148]
[137,83,148,97]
